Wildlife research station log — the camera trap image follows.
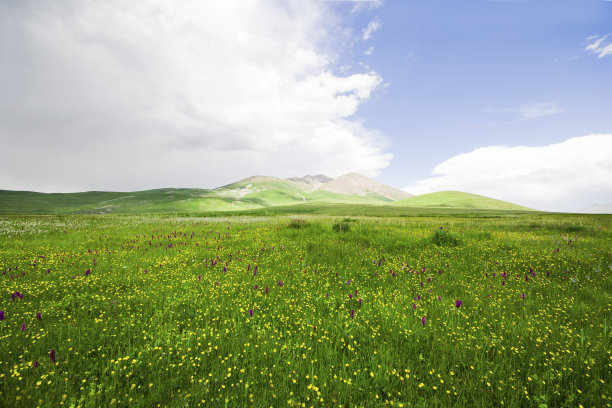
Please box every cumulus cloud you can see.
[362,19,382,40]
[403,134,612,212]
[585,34,612,58]
[0,0,390,192]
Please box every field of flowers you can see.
[0,214,610,407]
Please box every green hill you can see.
[0,179,536,215]
[392,191,536,211]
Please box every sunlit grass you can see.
[0,214,610,407]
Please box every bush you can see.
[431,227,459,246]
[288,219,309,229]
[332,221,351,233]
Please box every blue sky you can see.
[335,0,612,201]
[0,0,610,211]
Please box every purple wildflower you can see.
[437,296,441,301]
[522,293,525,300]
[36,312,41,320]
[350,309,354,319]
[49,349,56,362]
[455,300,462,308]
[85,269,90,276]
[254,284,258,289]
[0,310,4,320]
[278,281,283,287]
[249,309,253,317]
[33,360,39,368]
[21,323,26,332]
[413,303,417,310]
[265,287,269,294]
[421,316,426,327]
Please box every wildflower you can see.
[278,281,283,287]
[0,310,4,320]
[249,309,253,317]
[32,360,39,368]
[437,296,441,301]
[351,310,354,319]
[198,276,201,281]
[21,323,26,332]
[522,293,525,300]
[422,316,426,327]
[455,300,462,308]
[254,285,258,290]
[265,287,269,294]
[85,269,90,276]
[50,349,56,362]
[36,312,41,320]
[413,303,417,310]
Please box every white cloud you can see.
[364,46,374,55]
[362,18,382,40]
[585,34,612,58]
[403,134,612,212]
[0,0,390,192]
[517,102,563,120]
[485,102,562,125]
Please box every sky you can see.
[0,0,611,211]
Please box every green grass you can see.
[1,189,533,215]
[0,212,610,407]
[393,191,536,211]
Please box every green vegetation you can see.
[393,191,535,211]
[0,187,535,215]
[430,228,460,247]
[0,213,610,407]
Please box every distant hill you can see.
[0,173,410,214]
[0,177,539,214]
[576,203,612,214]
[392,191,535,211]
[316,173,412,201]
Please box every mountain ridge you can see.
[0,173,535,214]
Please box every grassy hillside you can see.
[393,191,535,211]
[0,186,394,215]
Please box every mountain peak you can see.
[316,173,412,201]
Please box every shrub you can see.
[288,218,309,229]
[431,227,459,246]
[332,221,351,233]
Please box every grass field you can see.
[0,213,610,407]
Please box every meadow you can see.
[0,213,610,407]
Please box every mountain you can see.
[0,175,537,214]
[286,174,333,192]
[392,191,535,211]
[213,173,401,206]
[576,203,612,214]
[316,173,412,201]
